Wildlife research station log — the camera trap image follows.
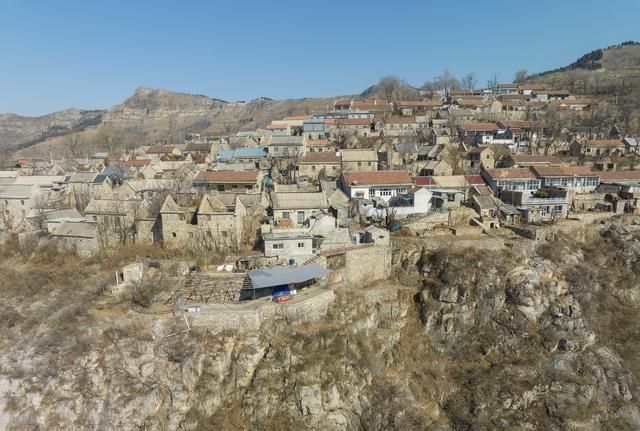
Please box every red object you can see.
[274,295,293,303]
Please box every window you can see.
[332,166,336,170]
[217,185,225,192]
[311,165,316,171]
[272,243,284,249]
[282,211,290,219]
[297,242,305,248]
[20,200,24,205]
[297,211,305,224]
[358,161,362,167]
[172,232,177,238]
[368,162,372,166]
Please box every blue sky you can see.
[2,0,639,116]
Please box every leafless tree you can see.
[486,74,499,93]
[461,73,477,93]
[540,110,569,155]
[376,76,416,102]
[514,69,528,84]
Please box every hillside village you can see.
[1,80,640,314]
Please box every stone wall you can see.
[187,288,335,332]
[322,245,392,288]
[393,235,505,252]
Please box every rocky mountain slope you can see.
[2,88,338,160]
[526,41,640,96]
[1,217,639,430]
[0,109,104,153]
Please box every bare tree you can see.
[461,73,477,93]
[376,76,415,103]
[540,110,569,155]
[486,74,499,93]
[514,69,528,84]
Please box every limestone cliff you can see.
[1,218,640,429]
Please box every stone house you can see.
[429,127,451,146]
[263,232,314,261]
[340,149,378,172]
[459,122,498,144]
[0,184,42,231]
[271,191,329,227]
[145,146,182,157]
[383,116,421,137]
[84,198,142,245]
[265,123,290,135]
[420,159,453,177]
[482,168,541,195]
[471,195,498,219]
[531,166,599,193]
[267,135,305,157]
[340,170,413,202]
[395,100,442,116]
[193,170,261,192]
[303,118,327,140]
[304,139,333,153]
[467,146,495,171]
[570,139,626,157]
[51,221,99,256]
[501,187,569,223]
[328,118,375,137]
[216,147,268,169]
[160,194,246,251]
[297,152,341,179]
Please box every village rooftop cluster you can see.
[1,81,640,306]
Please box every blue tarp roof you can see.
[218,147,268,160]
[247,264,331,289]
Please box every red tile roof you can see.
[532,166,595,177]
[413,176,437,186]
[597,171,640,181]
[484,168,537,180]
[342,170,412,186]
[462,122,498,132]
[146,146,177,154]
[193,171,258,183]
[119,159,151,167]
[299,152,341,164]
[464,175,486,185]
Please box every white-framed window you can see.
[297,242,305,248]
[272,243,284,249]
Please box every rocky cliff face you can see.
[2,87,336,158]
[102,87,332,137]
[1,218,640,430]
[0,109,104,152]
